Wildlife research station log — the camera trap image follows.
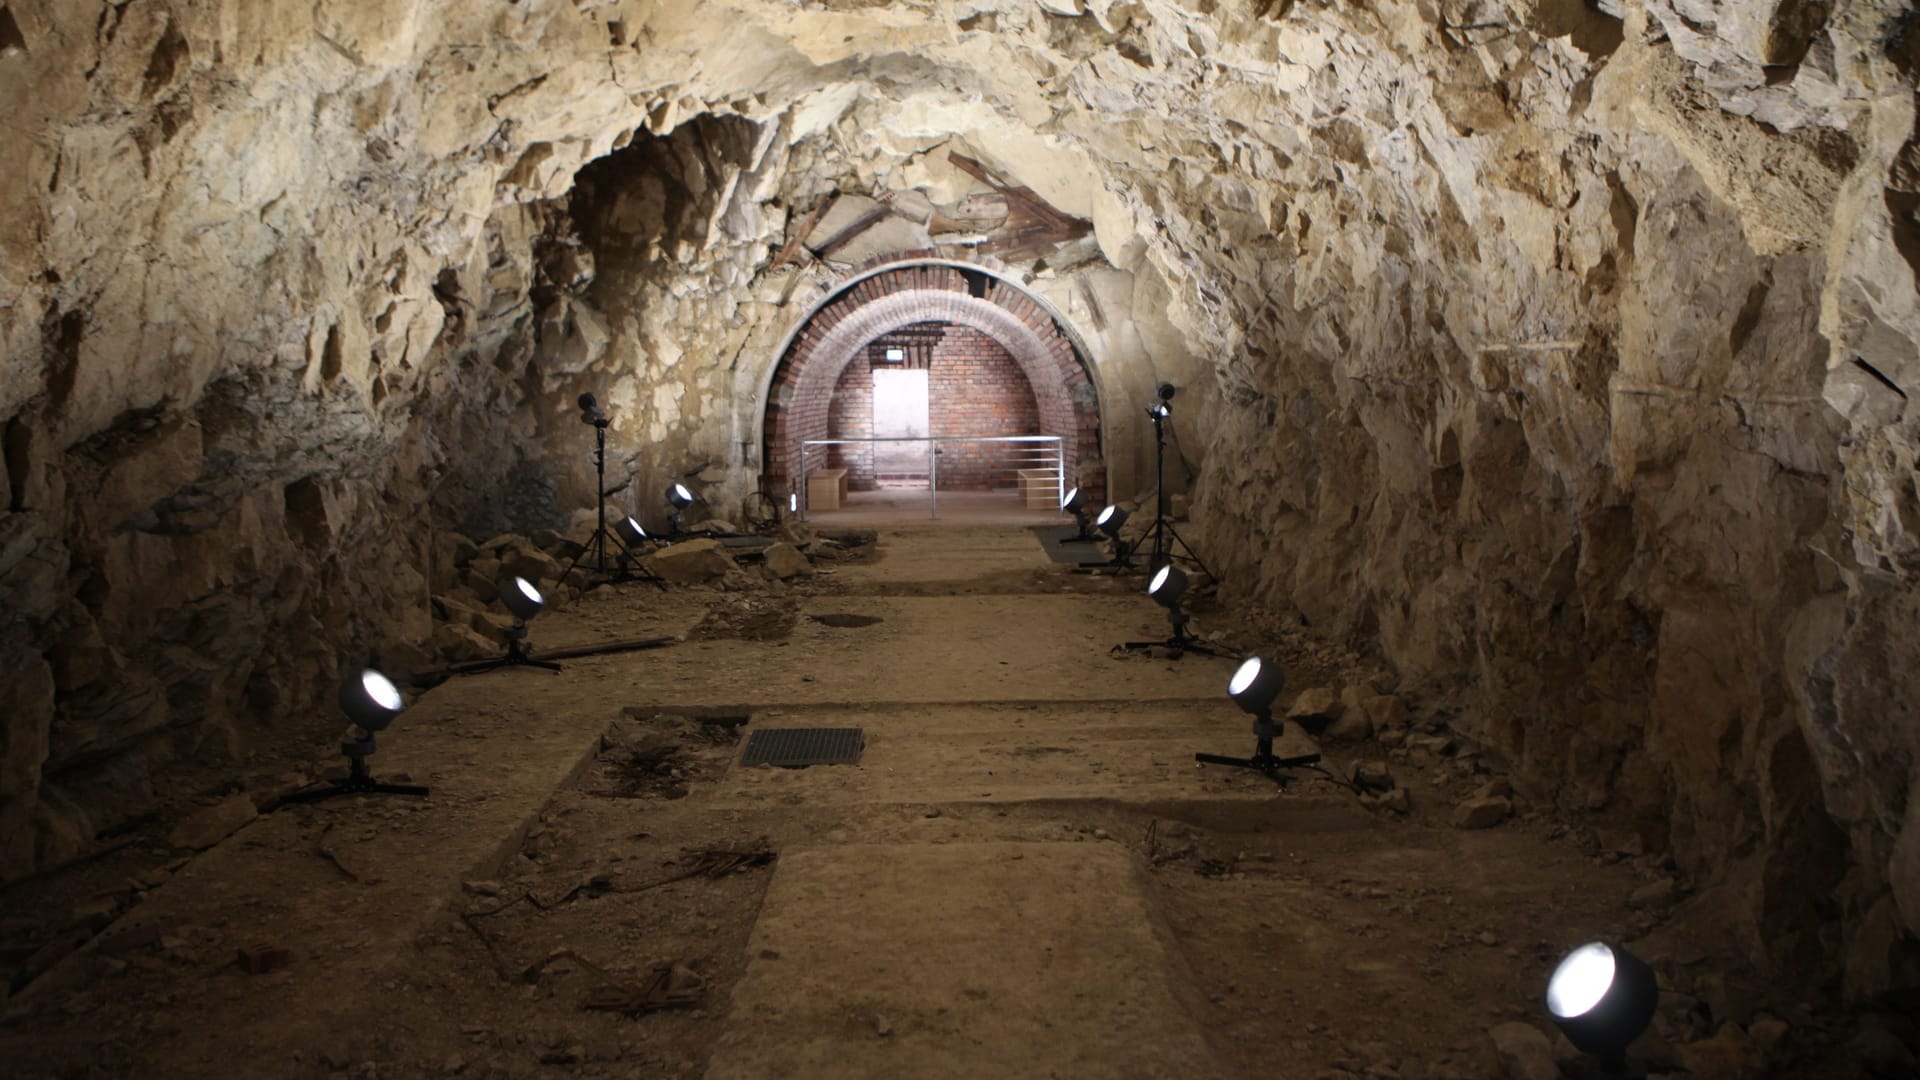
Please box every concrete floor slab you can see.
[706,841,1221,1080]
[701,701,1326,808]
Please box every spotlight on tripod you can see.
[561,391,627,584]
[1094,504,1133,567]
[1060,487,1098,543]
[1117,565,1230,658]
[665,483,697,537]
[1194,656,1321,783]
[459,577,562,674]
[1137,383,1211,578]
[611,514,667,589]
[279,670,430,805]
[1546,943,1659,1079]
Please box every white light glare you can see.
[515,577,543,604]
[1096,506,1117,526]
[1061,487,1079,509]
[789,493,799,513]
[361,670,402,712]
[1547,943,1616,1019]
[673,483,694,502]
[1150,565,1172,594]
[1229,657,1262,697]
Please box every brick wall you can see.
[763,263,1105,503]
[928,328,1042,490]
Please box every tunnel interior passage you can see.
[763,264,1102,502]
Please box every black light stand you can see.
[280,671,428,805]
[1060,488,1099,544]
[279,733,430,804]
[611,516,668,589]
[561,392,631,585]
[1197,657,1320,785]
[456,620,563,674]
[1136,385,1213,579]
[1194,726,1322,785]
[1118,567,1232,659]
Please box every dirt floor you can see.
[3,521,1918,1078]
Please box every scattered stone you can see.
[1380,787,1410,814]
[1478,931,1500,947]
[874,1014,894,1038]
[1286,687,1342,733]
[432,622,498,662]
[1407,733,1454,756]
[464,555,504,597]
[1678,1023,1764,1078]
[530,529,583,558]
[235,943,293,974]
[1746,1015,1790,1054]
[1630,878,1678,908]
[761,542,813,579]
[500,547,563,586]
[1326,704,1375,742]
[1352,760,1395,792]
[1486,1021,1558,1080]
[1475,778,1514,800]
[1358,693,1408,732]
[462,880,504,897]
[168,794,258,851]
[1451,796,1510,830]
[644,539,737,583]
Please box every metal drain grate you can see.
[739,727,865,768]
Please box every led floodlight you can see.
[1547,942,1659,1077]
[279,668,429,805]
[667,483,696,510]
[1118,563,1225,659]
[1195,654,1319,783]
[615,515,647,548]
[501,576,544,622]
[339,669,404,732]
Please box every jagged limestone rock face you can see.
[1,0,1916,994]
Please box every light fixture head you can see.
[1095,504,1129,538]
[339,669,405,732]
[788,492,799,514]
[1227,656,1284,716]
[501,576,545,622]
[615,515,647,547]
[1157,382,1176,401]
[1546,942,1659,1061]
[1061,487,1086,514]
[1147,401,1171,420]
[1148,564,1188,609]
[577,391,607,425]
[666,483,696,510]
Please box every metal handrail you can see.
[798,435,1064,520]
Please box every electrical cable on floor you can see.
[1307,762,1361,793]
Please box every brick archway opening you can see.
[762,264,1102,507]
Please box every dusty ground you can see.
[2,523,1917,1078]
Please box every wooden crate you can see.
[807,468,849,511]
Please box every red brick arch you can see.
[761,264,1103,501]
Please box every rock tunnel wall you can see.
[1,0,1917,1002]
